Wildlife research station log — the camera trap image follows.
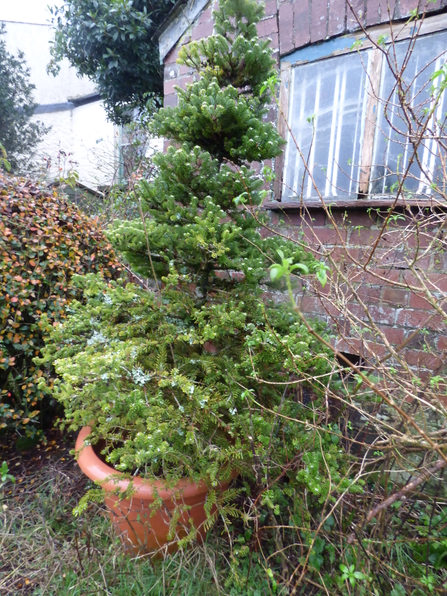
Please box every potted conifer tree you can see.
[40,0,331,554]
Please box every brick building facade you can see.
[158,0,447,374]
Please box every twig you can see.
[347,457,447,543]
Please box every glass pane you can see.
[283,51,370,201]
[371,30,447,197]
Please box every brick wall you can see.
[161,0,447,373]
[269,207,447,374]
[163,0,447,107]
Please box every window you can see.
[281,18,447,203]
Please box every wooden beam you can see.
[358,48,383,196]
[263,197,447,210]
[273,61,291,202]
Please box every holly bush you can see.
[0,173,122,438]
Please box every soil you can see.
[0,428,79,494]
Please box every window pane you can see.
[283,51,370,201]
[371,30,447,197]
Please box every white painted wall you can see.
[1,14,118,189]
[37,103,120,189]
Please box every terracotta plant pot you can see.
[75,426,231,555]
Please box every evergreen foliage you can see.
[0,26,49,172]
[41,0,340,531]
[48,0,176,124]
[110,0,314,291]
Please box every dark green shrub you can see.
[0,173,122,437]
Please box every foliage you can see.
[48,0,176,124]
[40,274,332,487]
[0,143,11,172]
[0,172,122,438]
[0,25,49,172]
[0,461,15,488]
[40,0,341,538]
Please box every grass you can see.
[0,434,278,596]
[2,430,447,595]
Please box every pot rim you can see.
[76,426,213,501]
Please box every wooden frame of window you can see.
[269,13,447,209]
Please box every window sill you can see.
[263,197,447,211]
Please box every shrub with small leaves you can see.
[0,173,122,437]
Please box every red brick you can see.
[366,0,381,24]
[371,247,429,269]
[198,7,213,25]
[308,226,347,245]
[376,229,403,249]
[229,271,245,282]
[327,210,377,228]
[363,340,389,358]
[367,0,397,25]
[300,296,323,313]
[353,211,379,228]
[257,16,278,37]
[347,0,365,31]
[381,325,405,345]
[314,278,332,297]
[349,228,383,246]
[280,210,326,226]
[179,62,193,76]
[382,287,409,307]
[305,210,327,226]
[260,227,275,239]
[402,349,444,370]
[279,1,294,54]
[328,0,346,37]
[163,94,178,108]
[269,211,280,226]
[353,268,401,285]
[404,230,434,249]
[409,293,433,310]
[367,304,398,325]
[354,283,382,301]
[383,0,397,20]
[335,337,363,355]
[163,75,193,95]
[164,78,176,96]
[426,274,447,292]
[321,299,343,318]
[396,309,447,332]
[397,0,417,17]
[337,337,388,358]
[437,335,447,351]
[311,0,328,42]
[401,331,433,351]
[164,47,179,65]
[403,272,447,292]
[400,0,443,16]
[192,20,214,41]
[330,246,365,263]
[264,0,278,17]
[293,4,311,47]
[432,250,447,271]
[265,33,279,50]
[330,210,354,228]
